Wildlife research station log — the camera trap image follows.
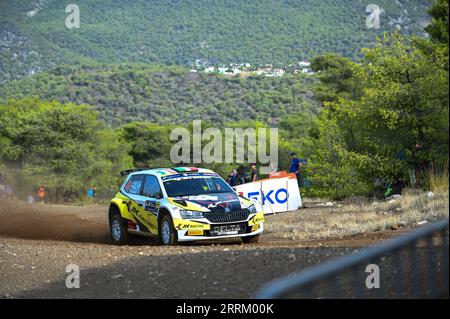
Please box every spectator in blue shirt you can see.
[289,152,304,187]
[289,152,301,174]
[227,169,244,186]
[86,186,95,205]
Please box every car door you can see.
[123,174,158,235]
[136,174,162,235]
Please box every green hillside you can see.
[0,64,319,125]
[0,0,433,82]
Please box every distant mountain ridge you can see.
[0,0,433,82]
[0,64,320,125]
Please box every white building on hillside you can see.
[299,61,310,68]
[217,66,228,74]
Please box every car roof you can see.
[129,167,216,178]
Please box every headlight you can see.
[248,204,257,214]
[180,210,204,219]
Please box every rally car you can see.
[109,167,265,245]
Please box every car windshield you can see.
[163,177,233,197]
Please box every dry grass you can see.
[265,189,449,241]
[424,163,449,192]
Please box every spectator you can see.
[237,172,245,185]
[250,163,258,182]
[27,195,35,204]
[237,166,250,183]
[289,152,304,186]
[86,187,95,205]
[37,186,45,203]
[289,152,301,174]
[227,169,244,187]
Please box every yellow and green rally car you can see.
[109,167,265,245]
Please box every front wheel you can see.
[242,234,260,244]
[159,214,177,245]
[110,213,130,245]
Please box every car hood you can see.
[168,192,247,212]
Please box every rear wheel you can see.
[110,211,130,245]
[242,234,260,244]
[159,214,177,245]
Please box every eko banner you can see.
[235,172,302,214]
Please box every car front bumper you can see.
[176,223,264,242]
[172,211,265,242]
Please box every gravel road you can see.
[0,201,405,299]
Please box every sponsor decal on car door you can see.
[126,199,158,235]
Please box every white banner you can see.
[235,172,302,214]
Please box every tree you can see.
[303,115,372,199]
[356,33,449,175]
[0,98,132,201]
[119,122,174,168]
[426,0,449,44]
[308,32,448,198]
[311,53,364,103]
